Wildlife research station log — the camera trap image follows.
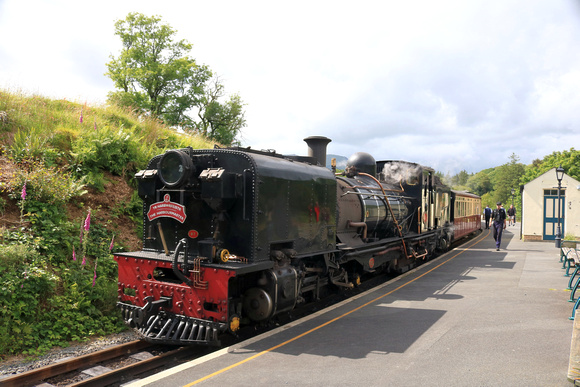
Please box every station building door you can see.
[543,189,565,241]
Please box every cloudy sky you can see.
[1,0,579,174]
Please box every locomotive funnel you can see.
[304,136,331,167]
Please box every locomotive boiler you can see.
[114,136,479,345]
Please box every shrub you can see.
[0,243,58,356]
[71,125,146,177]
[5,160,87,205]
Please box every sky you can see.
[1,0,580,175]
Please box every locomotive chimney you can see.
[304,136,331,167]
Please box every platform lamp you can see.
[555,165,565,248]
[511,188,515,206]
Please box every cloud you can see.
[1,0,580,174]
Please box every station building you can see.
[522,167,580,241]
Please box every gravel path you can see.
[0,330,141,377]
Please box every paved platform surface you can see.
[127,224,574,387]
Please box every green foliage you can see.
[5,160,87,205]
[466,171,492,196]
[71,125,147,183]
[0,214,125,357]
[188,82,246,145]
[443,153,526,214]
[10,127,49,162]
[0,89,217,358]
[0,242,58,356]
[106,12,246,145]
[520,148,580,185]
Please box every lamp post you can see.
[555,165,565,248]
[511,188,515,206]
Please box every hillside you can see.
[0,90,216,357]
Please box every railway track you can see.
[0,340,214,387]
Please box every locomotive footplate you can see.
[115,251,274,275]
[118,301,225,346]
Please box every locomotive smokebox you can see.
[304,136,331,167]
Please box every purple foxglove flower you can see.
[94,120,97,130]
[109,235,115,251]
[82,256,86,266]
[21,183,26,200]
[80,109,83,123]
[84,210,91,231]
[73,246,76,261]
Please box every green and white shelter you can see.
[522,168,580,241]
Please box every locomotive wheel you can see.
[438,237,450,252]
[243,287,273,322]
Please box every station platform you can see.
[127,224,574,387]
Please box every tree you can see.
[520,148,580,185]
[493,153,525,205]
[191,76,246,146]
[467,172,492,196]
[106,12,246,145]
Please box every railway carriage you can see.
[451,190,482,240]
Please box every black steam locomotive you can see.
[115,136,481,345]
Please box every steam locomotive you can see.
[114,136,481,345]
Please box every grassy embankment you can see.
[0,90,215,358]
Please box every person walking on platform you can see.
[507,204,516,226]
[491,201,507,251]
[484,205,492,229]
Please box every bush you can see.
[5,160,87,205]
[0,243,58,356]
[72,125,146,178]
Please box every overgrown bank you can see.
[0,90,215,358]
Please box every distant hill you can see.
[327,154,348,170]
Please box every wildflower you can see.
[94,119,97,131]
[21,183,26,200]
[80,108,83,123]
[109,234,115,251]
[84,209,91,232]
[82,256,86,266]
[73,246,76,261]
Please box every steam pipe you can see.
[347,221,368,240]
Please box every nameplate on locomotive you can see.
[147,194,187,223]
